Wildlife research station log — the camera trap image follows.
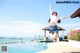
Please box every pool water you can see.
[8,42,47,53]
[0,38,48,53]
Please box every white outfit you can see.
[50,15,58,24]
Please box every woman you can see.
[49,4,67,42]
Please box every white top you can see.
[50,15,58,24]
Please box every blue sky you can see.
[0,0,80,37]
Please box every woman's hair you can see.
[48,12,58,23]
[52,12,57,16]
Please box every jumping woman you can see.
[49,4,67,42]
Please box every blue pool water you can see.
[0,37,48,53]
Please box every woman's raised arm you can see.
[50,4,52,17]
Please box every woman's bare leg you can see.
[50,33,54,42]
[50,33,59,42]
[53,33,58,42]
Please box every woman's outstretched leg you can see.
[50,33,55,42]
[52,33,58,42]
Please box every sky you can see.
[0,0,80,37]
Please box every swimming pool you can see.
[0,38,48,53]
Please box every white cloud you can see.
[63,22,80,27]
[0,20,46,37]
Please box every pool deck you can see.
[37,42,80,53]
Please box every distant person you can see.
[48,4,67,42]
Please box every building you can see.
[70,8,80,18]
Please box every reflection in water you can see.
[43,42,47,50]
[33,41,47,50]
